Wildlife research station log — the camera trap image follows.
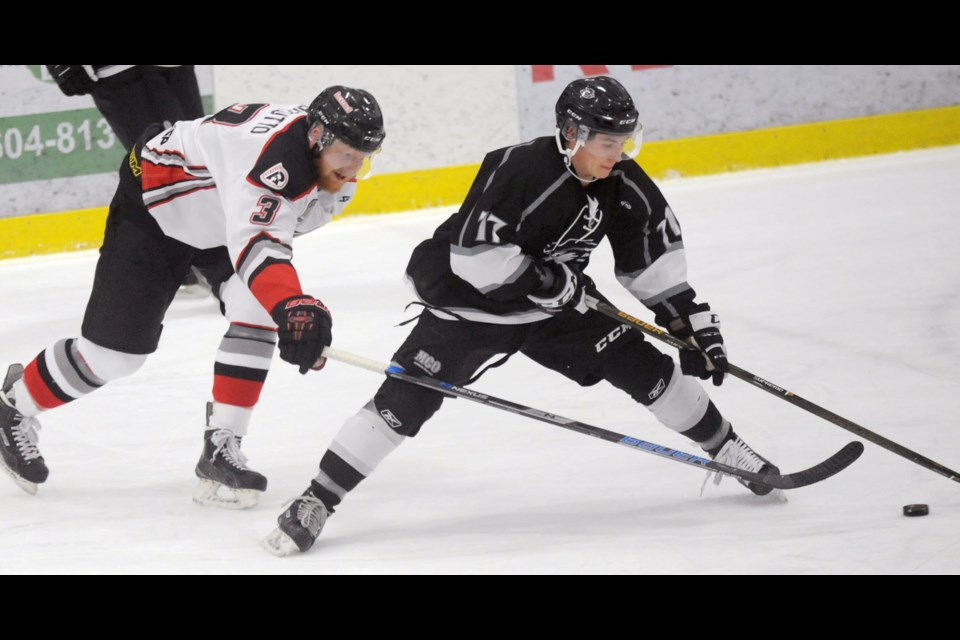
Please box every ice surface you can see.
[2,147,959,574]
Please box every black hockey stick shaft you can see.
[586,295,960,484]
[321,348,861,491]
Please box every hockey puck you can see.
[902,504,929,517]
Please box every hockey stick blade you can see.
[728,441,864,490]
[322,347,863,492]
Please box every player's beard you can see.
[318,170,349,193]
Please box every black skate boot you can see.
[193,403,267,509]
[711,435,780,497]
[0,364,48,494]
[262,490,330,557]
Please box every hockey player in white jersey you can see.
[0,86,385,504]
[264,76,780,556]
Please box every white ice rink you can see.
[2,147,960,574]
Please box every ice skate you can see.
[262,491,329,557]
[193,404,266,509]
[0,364,48,494]
[709,435,783,498]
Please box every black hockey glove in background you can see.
[271,295,333,374]
[527,261,588,314]
[668,303,728,386]
[45,65,96,96]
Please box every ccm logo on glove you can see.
[668,303,728,386]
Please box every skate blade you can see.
[262,528,301,557]
[760,488,787,503]
[193,479,260,509]
[0,458,38,495]
[176,284,211,298]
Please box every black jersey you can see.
[406,136,698,325]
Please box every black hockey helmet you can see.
[555,76,640,136]
[554,76,643,181]
[307,86,385,154]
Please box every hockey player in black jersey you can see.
[264,76,780,556]
[0,86,385,505]
[46,65,216,296]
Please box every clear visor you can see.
[322,138,381,180]
[566,123,644,161]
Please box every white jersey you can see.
[139,103,355,314]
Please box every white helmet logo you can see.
[580,87,596,100]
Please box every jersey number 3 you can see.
[250,195,281,225]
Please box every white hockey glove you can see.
[668,303,728,386]
[527,262,588,315]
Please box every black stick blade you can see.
[763,441,865,490]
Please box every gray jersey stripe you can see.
[616,242,687,281]
[404,274,550,324]
[236,238,293,283]
[140,149,212,182]
[425,305,549,324]
[642,282,693,307]
[611,169,651,215]
[458,140,538,247]
[519,172,571,229]
[450,244,532,293]
[143,178,216,205]
[141,149,186,167]
[450,243,499,257]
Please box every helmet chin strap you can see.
[308,124,325,157]
[554,127,598,183]
[309,123,343,158]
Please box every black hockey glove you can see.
[668,303,728,386]
[45,65,96,96]
[527,261,588,314]
[271,295,333,374]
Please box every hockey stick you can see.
[585,295,960,485]
[321,347,863,491]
